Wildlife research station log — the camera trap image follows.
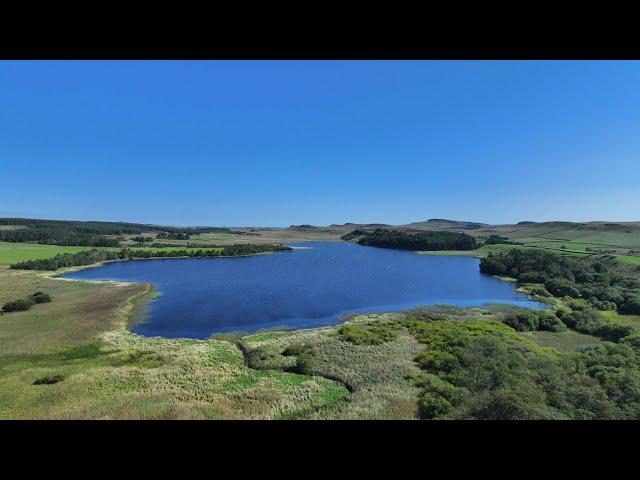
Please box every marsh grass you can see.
[0,266,348,419]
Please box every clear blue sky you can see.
[1,60,639,226]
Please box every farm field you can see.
[0,242,100,265]
[415,221,640,265]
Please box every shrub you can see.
[282,343,312,356]
[619,297,640,315]
[588,297,616,311]
[620,334,640,348]
[502,310,566,333]
[560,308,602,332]
[503,311,539,332]
[293,352,317,375]
[337,323,398,345]
[32,292,52,304]
[595,324,636,342]
[412,372,466,404]
[415,350,460,374]
[419,393,452,419]
[2,298,35,312]
[33,375,64,385]
[545,277,581,298]
[536,312,567,332]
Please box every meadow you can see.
[0,242,98,264]
[418,223,640,265]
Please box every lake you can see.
[62,241,541,338]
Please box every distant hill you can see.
[404,219,488,230]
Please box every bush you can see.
[536,312,567,332]
[293,352,317,375]
[545,277,581,298]
[412,372,466,404]
[588,297,616,311]
[338,323,398,345]
[620,334,640,348]
[619,297,640,315]
[503,311,539,332]
[419,393,452,419]
[595,324,636,342]
[2,298,35,312]
[32,292,52,304]
[415,350,460,374]
[33,375,64,385]
[560,308,602,332]
[502,310,566,332]
[282,343,312,356]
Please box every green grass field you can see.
[418,223,640,265]
[0,242,102,265]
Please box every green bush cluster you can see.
[545,277,581,298]
[282,343,314,356]
[588,297,617,311]
[403,312,640,419]
[556,307,635,342]
[292,352,317,375]
[480,249,640,314]
[337,323,398,345]
[2,298,35,312]
[2,291,52,313]
[33,375,64,385]
[502,310,567,332]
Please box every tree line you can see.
[342,228,478,251]
[0,227,121,247]
[480,249,640,315]
[10,244,292,270]
[0,218,242,247]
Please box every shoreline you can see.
[40,243,543,342]
[42,247,291,280]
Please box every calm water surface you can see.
[63,242,541,338]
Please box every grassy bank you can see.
[0,266,348,419]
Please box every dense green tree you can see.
[343,228,477,251]
[545,277,581,298]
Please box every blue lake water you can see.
[62,241,541,339]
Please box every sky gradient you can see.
[1,60,639,226]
